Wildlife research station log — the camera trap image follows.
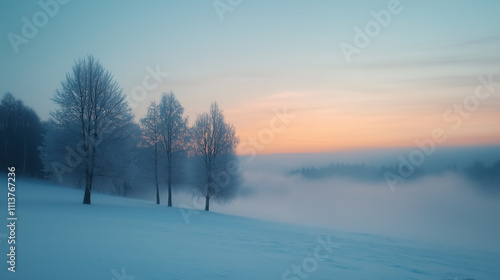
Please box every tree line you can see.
[3,55,242,211]
[0,93,45,177]
[290,161,500,191]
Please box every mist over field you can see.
[203,146,500,252]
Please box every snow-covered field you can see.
[1,177,499,280]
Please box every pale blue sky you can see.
[1,0,499,152]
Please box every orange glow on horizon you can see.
[228,92,500,155]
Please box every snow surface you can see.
[0,178,499,280]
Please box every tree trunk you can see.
[205,169,211,211]
[83,142,96,205]
[205,194,210,211]
[167,158,172,207]
[155,144,159,205]
[83,165,92,204]
[83,183,91,204]
[156,184,160,205]
[83,167,95,204]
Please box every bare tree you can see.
[140,101,162,204]
[158,92,188,207]
[49,55,134,205]
[191,102,242,211]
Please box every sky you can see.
[1,0,499,154]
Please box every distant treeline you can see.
[0,93,45,178]
[290,161,500,188]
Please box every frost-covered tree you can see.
[40,119,86,186]
[40,122,140,196]
[42,55,134,204]
[158,92,188,207]
[92,123,141,196]
[140,101,162,204]
[191,102,242,211]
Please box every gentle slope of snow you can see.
[0,178,499,279]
